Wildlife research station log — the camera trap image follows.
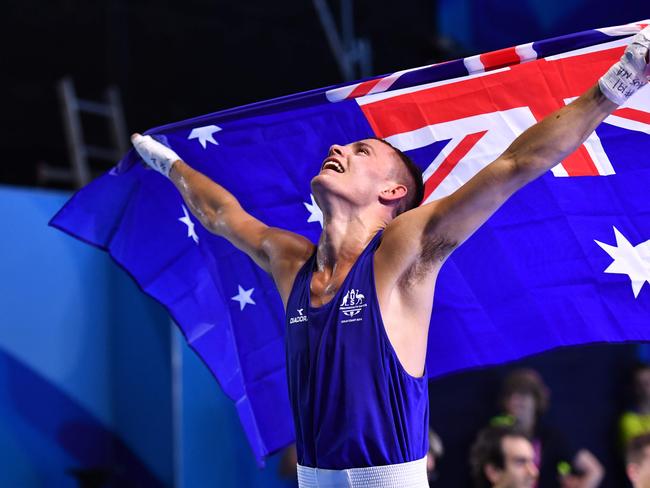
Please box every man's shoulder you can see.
[377,206,455,287]
[264,228,315,307]
[265,227,315,260]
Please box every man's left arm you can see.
[423,83,617,250]
[383,29,649,270]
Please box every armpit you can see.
[421,232,458,263]
[398,234,457,288]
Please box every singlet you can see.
[285,231,429,470]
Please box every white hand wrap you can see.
[599,26,650,106]
[131,134,180,178]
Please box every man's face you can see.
[486,436,538,488]
[504,392,537,424]
[628,446,650,488]
[635,369,650,402]
[311,138,400,211]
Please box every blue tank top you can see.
[285,231,429,469]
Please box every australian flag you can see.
[51,21,650,465]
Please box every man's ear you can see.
[627,463,638,483]
[485,463,502,484]
[379,183,407,203]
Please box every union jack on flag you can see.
[52,21,650,464]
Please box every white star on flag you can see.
[232,285,256,311]
[595,226,650,298]
[303,194,323,228]
[188,125,222,149]
[178,205,199,244]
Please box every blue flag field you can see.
[51,21,650,464]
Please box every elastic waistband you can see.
[297,456,428,488]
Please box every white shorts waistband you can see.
[297,456,428,488]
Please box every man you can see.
[470,425,539,488]
[620,365,650,447]
[132,28,649,487]
[627,433,650,488]
[494,369,603,487]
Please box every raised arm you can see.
[131,134,314,304]
[383,28,649,272]
[418,83,617,250]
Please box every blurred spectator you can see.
[491,369,603,488]
[626,433,650,488]
[620,364,650,448]
[470,424,539,488]
[557,451,604,488]
[427,428,444,484]
[278,443,298,483]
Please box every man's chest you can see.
[308,267,354,308]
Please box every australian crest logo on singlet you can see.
[339,289,367,324]
[289,308,308,325]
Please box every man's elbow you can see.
[501,150,548,190]
[208,207,237,236]
[193,197,243,236]
[183,200,221,235]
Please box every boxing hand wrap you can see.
[131,134,180,178]
[599,26,650,106]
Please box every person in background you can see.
[626,433,650,488]
[491,369,604,488]
[620,364,650,448]
[427,429,444,485]
[470,424,539,488]
[279,444,299,485]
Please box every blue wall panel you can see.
[109,260,174,485]
[0,184,297,486]
[179,328,296,488]
[0,185,171,486]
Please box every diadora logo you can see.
[339,289,367,323]
[289,308,308,325]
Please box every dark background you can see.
[1,0,452,188]
[3,0,647,190]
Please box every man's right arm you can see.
[132,134,315,305]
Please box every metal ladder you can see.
[39,76,128,188]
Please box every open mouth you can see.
[321,158,345,173]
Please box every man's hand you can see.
[562,449,604,488]
[131,133,181,177]
[599,25,650,105]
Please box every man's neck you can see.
[315,212,386,277]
